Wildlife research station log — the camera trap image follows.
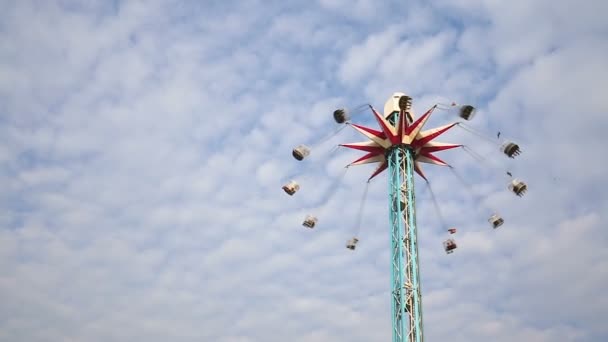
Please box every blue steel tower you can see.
[340,93,461,342]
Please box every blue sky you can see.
[1,0,607,341]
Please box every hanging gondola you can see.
[488,213,504,229]
[282,180,300,196]
[302,215,318,229]
[508,179,528,197]
[346,237,359,250]
[501,141,522,158]
[333,108,349,124]
[458,105,476,120]
[292,145,311,161]
[436,102,476,120]
[443,239,457,254]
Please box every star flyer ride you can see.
[282,92,527,342]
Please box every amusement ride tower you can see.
[339,93,462,342]
[285,92,526,342]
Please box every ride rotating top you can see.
[341,93,461,183]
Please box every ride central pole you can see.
[387,116,424,341]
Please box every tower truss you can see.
[387,145,423,342]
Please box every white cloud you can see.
[1,0,607,341]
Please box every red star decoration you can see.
[340,105,460,181]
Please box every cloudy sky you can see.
[1,0,607,341]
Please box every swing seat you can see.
[501,142,522,158]
[443,239,457,254]
[459,105,476,120]
[346,237,359,250]
[508,179,527,197]
[282,180,300,195]
[302,215,318,228]
[333,109,349,124]
[292,145,311,161]
[488,214,504,229]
